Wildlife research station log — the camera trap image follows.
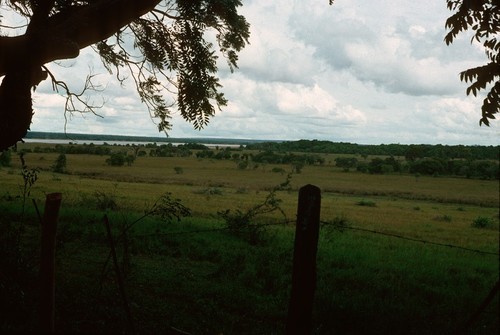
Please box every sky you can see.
[2,0,499,145]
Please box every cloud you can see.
[3,0,497,145]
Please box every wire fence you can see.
[130,219,498,257]
[16,186,499,334]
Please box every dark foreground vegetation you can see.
[1,199,498,334]
[0,139,498,334]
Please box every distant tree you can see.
[106,152,126,166]
[335,157,358,171]
[468,160,499,179]
[237,160,248,170]
[384,156,401,172]
[51,153,67,173]
[409,158,446,176]
[405,145,425,162]
[0,0,250,151]
[368,158,385,174]
[125,154,135,166]
[445,0,499,125]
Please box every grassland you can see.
[0,143,498,334]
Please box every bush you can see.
[335,157,358,171]
[51,153,67,173]
[174,167,184,174]
[94,191,118,211]
[106,152,135,166]
[471,216,494,229]
[357,199,377,207]
[324,214,351,232]
[409,158,445,176]
[237,161,248,170]
[106,152,126,166]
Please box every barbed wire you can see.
[129,219,498,257]
[320,220,498,256]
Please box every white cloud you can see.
[3,0,496,145]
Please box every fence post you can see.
[286,184,321,335]
[39,192,62,333]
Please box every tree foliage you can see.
[0,0,250,151]
[445,0,500,125]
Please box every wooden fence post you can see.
[39,192,62,333]
[286,184,321,335]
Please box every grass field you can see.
[0,144,498,334]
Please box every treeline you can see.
[26,144,112,155]
[148,143,207,157]
[246,140,499,160]
[194,147,325,165]
[335,156,499,179]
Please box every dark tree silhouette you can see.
[445,0,499,126]
[0,0,250,151]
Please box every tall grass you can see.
[0,145,498,334]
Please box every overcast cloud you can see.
[6,0,498,145]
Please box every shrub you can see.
[51,153,67,173]
[106,152,135,166]
[174,166,184,174]
[324,214,351,232]
[356,199,377,207]
[106,152,126,166]
[471,216,494,229]
[335,157,358,171]
[237,161,248,170]
[94,191,118,211]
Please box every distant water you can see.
[24,138,242,148]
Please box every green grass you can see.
[0,145,498,334]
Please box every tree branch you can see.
[0,0,162,77]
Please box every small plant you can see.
[323,214,351,232]
[19,153,40,216]
[357,199,377,207]
[94,191,118,211]
[174,166,184,174]
[471,216,494,229]
[219,175,290,245]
